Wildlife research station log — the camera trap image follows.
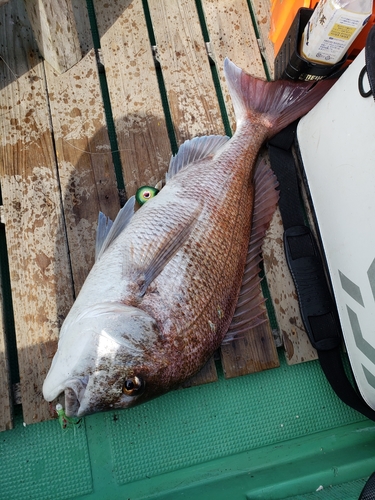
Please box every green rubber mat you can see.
[1,416,92,499]
[2,354,375,500]
[106,356,359,485]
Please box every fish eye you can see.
[122,375,145,396]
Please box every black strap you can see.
[267,122,375,422]
[359,471,375,499]
[358,24,375,99]
[364,25,375,100]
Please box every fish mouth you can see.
[64,377,88,417]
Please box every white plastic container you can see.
[300,0,372,64]
[297,49,375,409]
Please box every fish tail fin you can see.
[223,58,334,137]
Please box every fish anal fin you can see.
[166,135,229,182]
[96,196,136,261]
[222,159,279,344]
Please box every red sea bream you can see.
[43,59,331,416]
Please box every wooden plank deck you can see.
[0,0,76,425]
[24,0,82,74]
[0,0,315,429]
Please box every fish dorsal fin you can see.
[95,196,136,261]
[222,159,279,344]
[166,135,229,182]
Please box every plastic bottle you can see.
[300,0,372,65]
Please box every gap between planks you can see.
[0,249,13,431]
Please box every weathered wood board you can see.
[24,0,82,74]
[201,0,266,129]
[221,318,279,378]
[147,0,225,141]
[45,41,120,293]
[0,0,74,424]
[93,0,172,199]
[248,0,275,79]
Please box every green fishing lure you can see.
[135,186,159,205]
[56,403,81,430]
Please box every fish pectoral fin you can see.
[222,158,279,343]
[127,201,201,296]
[96,196,136,261]
[166,135,229,182]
